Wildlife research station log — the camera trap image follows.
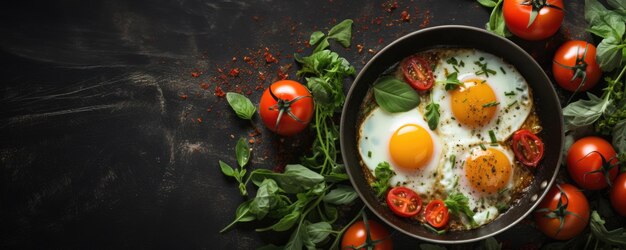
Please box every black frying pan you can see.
[340,25,563,243]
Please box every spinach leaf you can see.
[370,162,395,197]
[323,185,358,205]
[236,137,250,168]
[327,19,353,48]
[563,93,611,131]
[306,221,332,244]
[425,102,440,130]
[226,92,256,120]
[250,165,325,193]
[597,36,625,71]
[373,76,420,113]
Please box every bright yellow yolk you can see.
[465,148,512,193]
[450,79,498,128]
[388,124,433,171]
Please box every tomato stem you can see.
[267,85,312,133]
[521,0,563,28]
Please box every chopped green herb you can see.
[482,101,500,107]
[499,66,506,74]
[450,155,456,168]
[475,60,497,77]
[371,162,395,197]
[504,91,516,96]
[453,65,459,73]
[453,176,459,188]
[507,100,518,108]
[423,223,447,235]
[498,187,509,195]
[425,101,440,130]
[479,144,487,150]
[459,60,465,67]
[444,193,478,227]
[368,151,372,158]
[489,130,497,144]
[438,72,463,91]
[515,87,524,91]
[446,57,458,65]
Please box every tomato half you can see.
[401,55,434,91]
[424,199,449,228]
[503,0,564,41]
[552,40,601,92]
[610,173,626,216]
[511,129,545,167]
[386,187,422,217]
[566,137,618,190]
[341,219,393,250]
[259,80,314,136]
[534,183,589,240]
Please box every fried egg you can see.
[439,143,516,227]
[431,49,533,146]
[358,106,444,196]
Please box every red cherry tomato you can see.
[341,219,393,250]
[503,0,564,40]
[511,129,545,167]
[534,183,590,240]
[566,137,618,190]
[386,187,422,217]
[424,199,449,228]
[610,173,626,216]
[552,40,602,92]
[401,55,434,91]
[259,80,314,136]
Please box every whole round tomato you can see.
[401,55,434,91]
[566,137,618,190]
[341,219,393,250]
[534,183,590,240]
[386,186,422,217]
[552,41,602,92]
[503,0,564,40]
[610,173,626,216]
[259,80,314,136]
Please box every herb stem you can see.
[329,206,366,249]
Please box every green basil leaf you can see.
[226,92,256,120]
[371,161,395,197]
[313,38,330,53]
[440,72,463,91]
[613,119,626,153]
[220,200,256,232]
[306,76,332,104]
[323,172,349,182]
[597,36,624,71]
[323,185,358,205]
[327,19,353,47]
[323,203,339,223]
[486,0,510,37]
[419,244,447,250]
[589,210,626,246]
[477,0,497,8]
[607,0,626,12]
[481,237,502,250]
[563,93,610,131]
[444,192,478,227]
[250,165,324,193]
[306,221,332,244]
[309,31,325,46]
[219,160,235,177]
[373,76,420,113]
[257,209,301,232]
[285,220,312,250]
[235,137,250,168]
[425,102,440,130]
[585,0,609,25]
[249,179,282,220]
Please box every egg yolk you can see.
[450,79,498,128]
[388,124,433,171]
[465,148,511,193]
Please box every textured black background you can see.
[0,0,600,249]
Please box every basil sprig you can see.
[373,76,420,113]
[226,92,256,120]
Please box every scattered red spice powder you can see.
[229,68,240,77]
[420,10,431,28]
[382,0,398,12]
[214,86,226,97]
[200,82,210,90]
[197,118,203,123]
[264,48,278,63]
[191,71,201,77]
[356,44,364,53]
[180,94,188,100]
[401,10,410,22]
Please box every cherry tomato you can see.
[424,199,449,228]
[341,219,393,250]
[566,137,618,190]
[534,183,589,240]
[259,80,314,136]
[503,0,564,40]
[511,129,545,167]
[386,187,422,217]
[610,173,626,216]
[401,55,434,91]
[552,40,602,92]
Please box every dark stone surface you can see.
[0,0,595,249]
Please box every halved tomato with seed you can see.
[386,187,422,217]
[401,55,434,91]
[424,199,449,228]
[512,129,545,167]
